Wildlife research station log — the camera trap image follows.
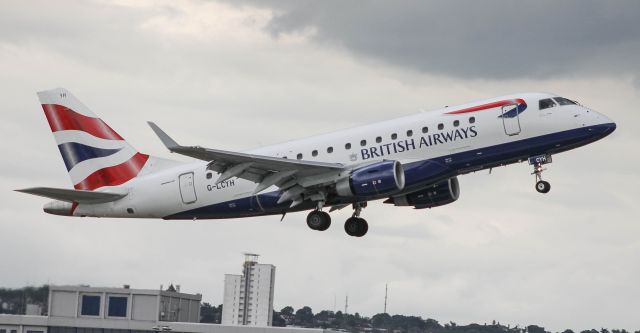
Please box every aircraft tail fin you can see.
[37,88,149,190]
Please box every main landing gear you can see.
[531,158,551,194]
[344,202,368,237]
[305,202,369,237]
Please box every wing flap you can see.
[16,187,127,203]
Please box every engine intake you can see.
[386,177,460,209]
[336,160,405,197]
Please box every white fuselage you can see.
[70,92,615,219]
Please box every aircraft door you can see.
[501,104,521,136]
[179,172,197,204]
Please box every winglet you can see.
[148,122,180,150]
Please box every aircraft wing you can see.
[148,122,347,202]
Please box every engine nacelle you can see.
[336,160,405,197]
[385,177,460,209]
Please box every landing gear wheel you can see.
[356,218,368,237]
[344,217,368,237]
[307,210,331,231]
[536,180,551,194]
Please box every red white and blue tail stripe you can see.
[38,88,149,191]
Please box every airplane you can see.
[17,88,616,237]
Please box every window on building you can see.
[1,329,7,333]
[108,296,128,317]
[327,147,333,153]
[438,123,444,130]
[312,150,318,157]
[345,143,351,150]
[406,130,413,137]
[376,136,382,143]
[296,153,303,160]
[422,126,428,133]
[391,133,397,140]
[469,116,475,124]
[453,120,460,127]
[360,140,367,147]
[27,330,44,333]
[81,295,101,316]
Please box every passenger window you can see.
[206,172,212,179]
[376,136,382,143]
[312,150,318,157]
[453,120,460,127]
[554,97,577,105]
[327,147,333,153]
[345,143,351,150]
[406,130,413,137]
[438,123,444,130]
[422,126,428,133]
[360,139,367,146]
[469,117,475,124]
[391,133,397,140]
[539,98,557,110]
[296,153,303,160]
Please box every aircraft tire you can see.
[307,210,331,231]
[344,217,360,236]
[316,211,331,231]
[345,217,368,237]
[355,218,368,237]
[536,180,551,194]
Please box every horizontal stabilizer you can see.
[16,187,127,203]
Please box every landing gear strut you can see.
[532,161,551,194]
[344,202,368,237]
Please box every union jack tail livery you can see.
[38,88,149,191]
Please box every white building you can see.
[0,284,324,333]
[221,254,275,327]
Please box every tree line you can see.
[200,303,639,333]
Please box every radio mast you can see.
[384,283,388,314]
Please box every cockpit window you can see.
[539,98,557,110]
[554,97,577,105]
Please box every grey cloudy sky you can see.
[1,1,639,331]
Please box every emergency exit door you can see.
[501,104,521,136]
[179,172,197,204]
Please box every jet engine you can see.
[336,160,405,197]
[385,177,460,209]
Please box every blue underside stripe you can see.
[58,142,122,171]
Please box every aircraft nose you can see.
[587,119,616,139]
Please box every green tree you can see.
[272,310,286,327]
[294,306,315,327]
[527,325,547,333]
[372,313,392,329]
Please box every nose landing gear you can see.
[530,154,552,194]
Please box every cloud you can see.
[224,0,640,81]
[0,1,639,332]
